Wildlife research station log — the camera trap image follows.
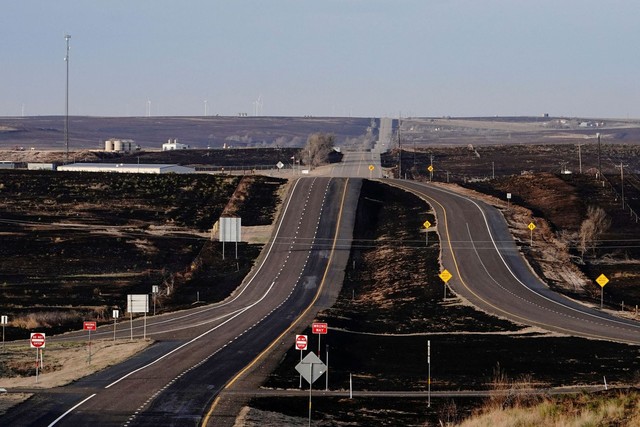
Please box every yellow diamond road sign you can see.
[369,165,375,171]
[596,274,609,288]
[427,165,434,172]
[423,220,431,229]
[439,269,452,283]
[528,222,536,231]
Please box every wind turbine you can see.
[64,34,71,164]
[253,95,263,116]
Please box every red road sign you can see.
[295,335,308,351]
[83,321,97,331]
[30,332,46,348]
[312,322,328,335]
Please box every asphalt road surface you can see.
[3,177,360,426]
[7,147,640,426]
[389,179,640,345]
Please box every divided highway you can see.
[389,180,640,345]
[3,177,360,426]
[7,142,640,426]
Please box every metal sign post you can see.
[219,217,242,260]
[83,321,97,364]
[427,340,431,408]
[295,335,308,388]
[152,285,159,316]
[439,270,452,300]
[423,220,431,246]
[127,294,149,340]
[596,274,609,309]
[295,352,327,427]
[30,333,46,383]
[312,322,328,357]
[113,309,119,341]
[1,315,7,351]
[326,346,329,391]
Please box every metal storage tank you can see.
[104,139,114,151]
[113,140,124,152]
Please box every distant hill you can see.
[0,116,376,151]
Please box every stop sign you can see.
[30,332,46,349]
[295,334,308,351]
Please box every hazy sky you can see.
[2,1,639,118]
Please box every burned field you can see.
[247,179,640,426]
[0,170,286,339]
[383,143,640,308]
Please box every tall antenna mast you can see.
[64,34,71,164]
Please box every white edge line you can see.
[48,393,96,427]
[105,281,276,389]
[415,181,640,331]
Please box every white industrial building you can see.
[0,161,16,169]
[162,139,190,151]
[57,163,195,174]
[28,163,56,171]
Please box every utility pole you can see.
[597,133,601,179]
[64,34,71,164]
[398,118,402,179]
[620,162,625,209]
[577,144,584,174]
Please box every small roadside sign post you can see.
[528,222,536,246]
[127,294,150,340]
[423,220,431,246]
[295,335,308,388]
[276,161,284,171]
[427,340,431,408]
[368,164,374,179]
[1,315,7,350]
[596,274,609,309]
[439,269,453,300]
[112,309,120,341]
[30,332,46,383]
[83,321,97,364]
[507,193,512,208]
[428,165,434,182]
[152,285,159,316]
[295,352,327,427]
[312,322,328,357]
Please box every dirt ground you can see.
[241,179,640,426]
[0,339,151,415]
[0,170,285,341]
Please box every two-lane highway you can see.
[389,180,640,345]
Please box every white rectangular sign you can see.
[219,217,242,242]
[127,294,149,313]
[0,315,7,325]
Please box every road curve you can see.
[388,179,640,345]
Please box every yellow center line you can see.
[201,178,350,426]
[392,181,637,344]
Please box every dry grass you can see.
[460,394,640,427]
[0,339,150,388]
[0,338,150,416]
[461,369,640,427]
[11,307,110,330]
